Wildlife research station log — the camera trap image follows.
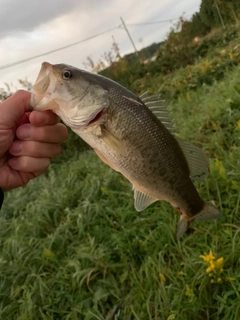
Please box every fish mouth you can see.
[30,62,59,111]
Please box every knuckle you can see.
[58,123,69,140]
[13,90,30,102]
[52,144,61,156]
[14,89,27,97]
[43,158,51,169]
[46,111,60,123]
[32,126,49,141]
[20,156,31,171]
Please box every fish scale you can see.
[31,62,222,239]
[79,84,205,217]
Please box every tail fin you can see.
[177,216,189,240]
[177,203,222,240]
[194,202,222,221]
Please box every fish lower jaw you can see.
[31,93,59,111]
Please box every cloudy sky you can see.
[0,0,201,89]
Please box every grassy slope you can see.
[1,52,240,320]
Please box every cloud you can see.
[0,0,105,39]
[0,0,202,88]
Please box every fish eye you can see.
[62,70,72,80]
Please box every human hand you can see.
[0,90,68,191]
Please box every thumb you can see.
[0,90,31,128]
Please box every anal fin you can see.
[133,187,158,212]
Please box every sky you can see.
[0,0,202,89]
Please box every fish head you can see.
[31,62,109,129]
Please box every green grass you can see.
[1,50,240,320]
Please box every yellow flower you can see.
[100,186,109,195]
[186,92,191,101]
[232,181,238,190]
[200,250,215,262]
[236,120,240,129]
[43,248,55,260]
[214,159,226,179]
[167,313,176,320]
[185,285,195,302]
[206,260,215,273]
[159,273,166,283]
[215,257,224,271]
[200,250,225,283]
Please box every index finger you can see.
[0,90,31,128]
[29,110,60,126]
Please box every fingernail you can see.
[17,126,31,139]
[9,141,22,155]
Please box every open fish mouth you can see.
[30,62,59,111]
[33,62,52,93]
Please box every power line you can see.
[0,26,118,71]
[126,13,192,26]
[126,18,181,26]
[0,14,193,71]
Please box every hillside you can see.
[0,25,240,320]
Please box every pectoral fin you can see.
[101,125,126,154]
[133,188,158,211]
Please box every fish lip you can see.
[31,62,60,111]
[34,62,52,88]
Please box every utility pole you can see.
[120,17,138,56]
[214,0,225,29]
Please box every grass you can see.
[1,47,240,320]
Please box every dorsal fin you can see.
[139,92,174,133]
[139,93,208,183]
[177,138,209,182]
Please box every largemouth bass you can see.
[31,62,222,239]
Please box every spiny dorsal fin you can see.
[133,187,158,212]
[177,138,209,182]
[139,92,174,133]
[123,96,144,106]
